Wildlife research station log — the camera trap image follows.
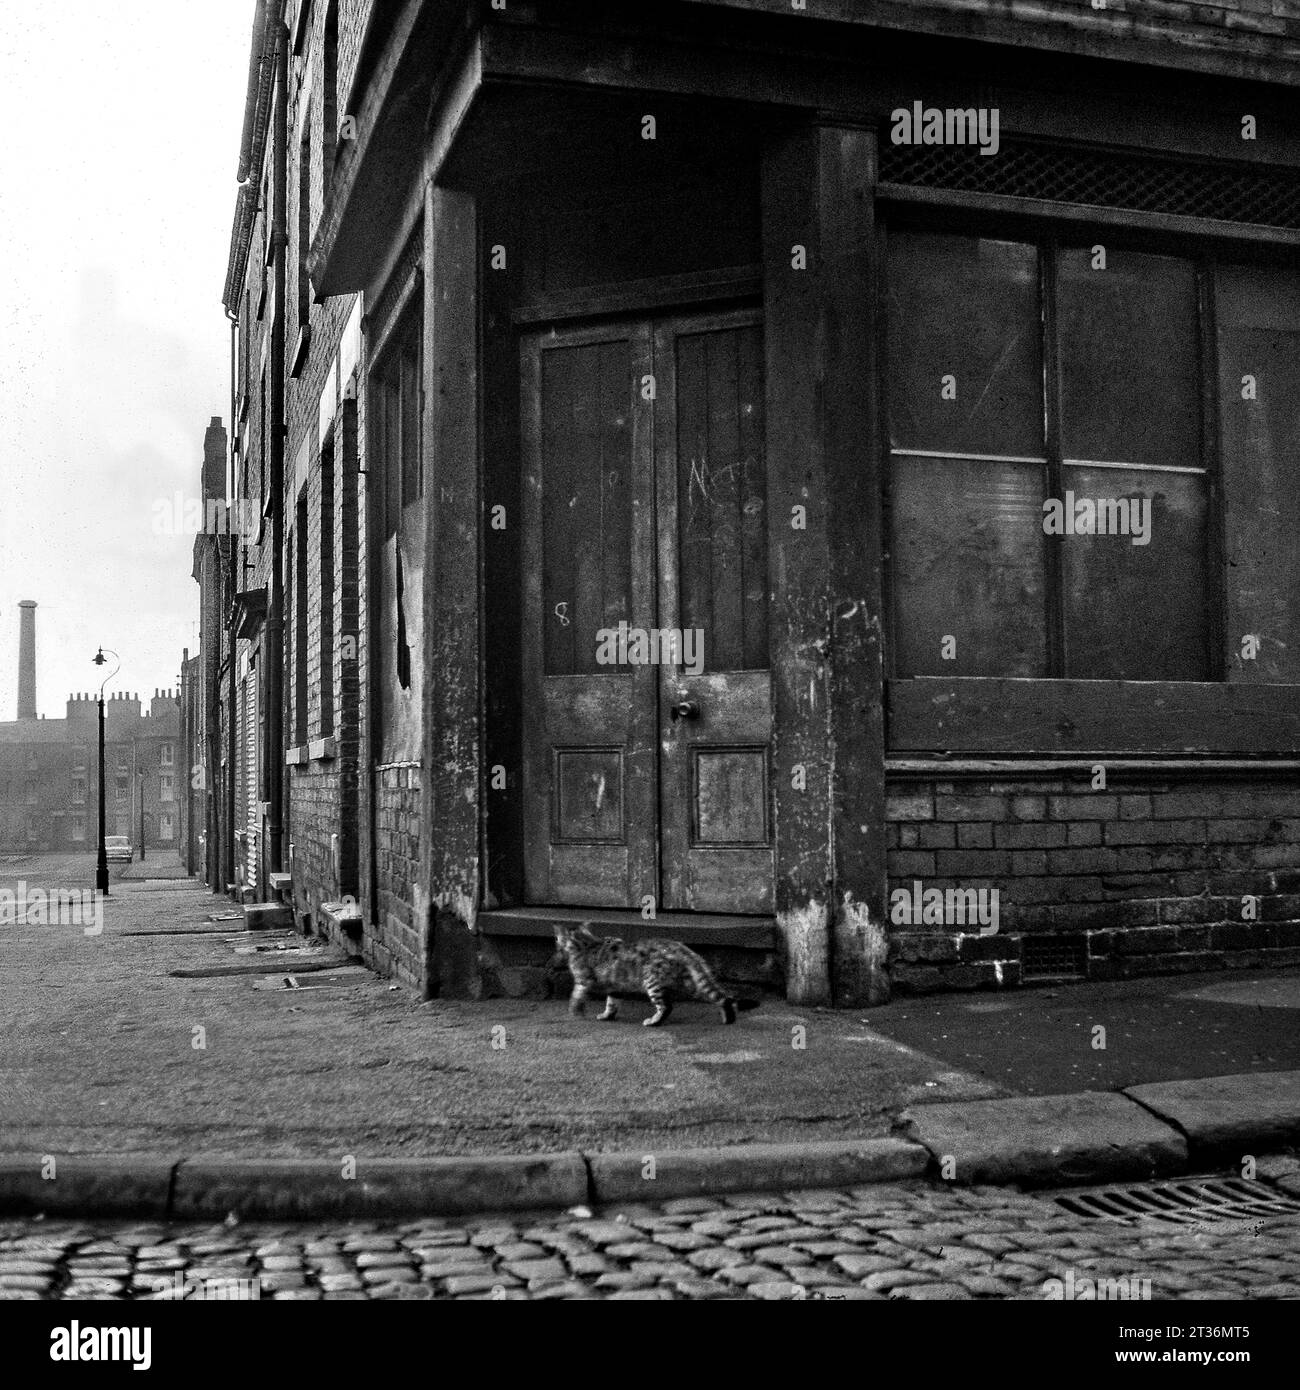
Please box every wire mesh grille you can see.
[1050,1177,1300,1227]
[879,140,1300,229]
[1021,933,1087,981]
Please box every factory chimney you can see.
[17,600,37,720]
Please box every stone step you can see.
[478,907,776,950]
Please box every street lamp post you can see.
[92,648,119,896]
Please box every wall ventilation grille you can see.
[879,140,1300,230]
[1021,933,1087,981]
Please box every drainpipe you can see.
[264,19,288,888]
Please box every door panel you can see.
[521,310,773,914]
[656,314,773,913]
[522,324,657,907]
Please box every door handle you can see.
[669,698,701,723]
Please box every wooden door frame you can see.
[508,295,776,916]
[518,318,659,909]
[652,306,775,914]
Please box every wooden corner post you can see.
[421,181,483,998]
[762,122,889,1008]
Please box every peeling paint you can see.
[778,898,831,1004]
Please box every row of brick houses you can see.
[192,0,1300,1006]
[0,602,183,857]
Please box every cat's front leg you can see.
[597,996,618,1021]
[569,979,591,1016]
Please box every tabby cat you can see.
[553,923,754,1027]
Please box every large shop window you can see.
[889,232,1295,683]
[886,227,1300,751]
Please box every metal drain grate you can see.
[879,139,1300,229]
[1049,1177,1300,1227]
[1020,933,1086,982]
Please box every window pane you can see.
[888,232,1043,457]
[891,457,1047,677]
[1216,265,1300,683]
[1057,248,1199,468]
[1061,465,1209,680]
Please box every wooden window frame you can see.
[879,202,1300,755]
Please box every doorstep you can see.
[477,906,777,950]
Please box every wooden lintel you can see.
[889,677,1300,755]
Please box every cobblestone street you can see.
[2,1180,1297,1301]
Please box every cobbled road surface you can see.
[2,1180,1298,1300]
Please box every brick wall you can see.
[284,0,369,948]
[370,765,423,987]
[886,775,1300,992]
[338,0,372,115]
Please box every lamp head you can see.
[93,649,107,667]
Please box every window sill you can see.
[286,738,338,766]
[289,324,311,379]
[888,676,1300,756]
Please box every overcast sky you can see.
[0,2,252,722]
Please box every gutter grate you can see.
[1048,1177,1300,1227]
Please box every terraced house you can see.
[205,0,1300,1008]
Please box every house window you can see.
[115,779,128,805]
[319,436,336,738]
[323,1,339,173]
[159,813,175,841]
[160,774,175,803]
[71,816,85,843]
[26,750,37,770]
[372,304,423,544]
[886,229,1296,684]
[161,742,174,767]
[298,103,313,331]
[71,775,86,803]
[295,494,310,745]
[25,780,37,804]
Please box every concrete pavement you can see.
[1,853,1299,1218]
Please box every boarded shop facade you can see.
[213,0,1300,1006]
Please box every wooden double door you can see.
[521,308,774,914]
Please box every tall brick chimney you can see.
[203,416,227,503]
[17,600,37,720]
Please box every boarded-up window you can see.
[887,232,1047,675]
[1217,265,1300,683]
[886,227,1235,684]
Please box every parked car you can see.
[104,836,133,863]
